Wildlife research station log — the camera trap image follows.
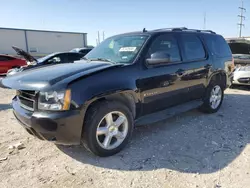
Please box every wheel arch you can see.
[80,90,140,131]
[207,71,227,89]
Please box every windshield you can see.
[85,35,148,64]
[37,53,57,63]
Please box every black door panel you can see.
[137,33,189,115]
[137,33,211,116]
[178,33,211,101]
[138,63,194,115]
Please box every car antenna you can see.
[143,28,147,32]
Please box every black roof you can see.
[116,27,217,36]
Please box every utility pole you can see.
[203,12,206,30]
[238,0,246,38]
[97,31,100,45]
[102,31,105,41]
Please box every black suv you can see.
[1,28,233,157]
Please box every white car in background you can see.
[232,66,250,86]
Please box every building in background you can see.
[0,28,87,57]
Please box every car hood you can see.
[12,46,37,63]
[0,60,119,91]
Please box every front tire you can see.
[82,100,134,157]
[200,80,224,113]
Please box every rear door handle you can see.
[176,69,185,76]
[204,64,212,69]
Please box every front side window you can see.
[85,35,148,64]
[180,34,206,61]
[68,53,81,62]
[147,34,181,63]
[47,56,61,64]
[37,53,56,63]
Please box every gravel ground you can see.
[0,86,250,188]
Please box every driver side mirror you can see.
[146,52,171,65]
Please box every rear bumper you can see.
[12,96,84,145]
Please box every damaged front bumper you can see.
[12,96,83,145]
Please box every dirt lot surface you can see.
[0,86,250,188]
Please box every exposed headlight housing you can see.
[38,89,71,111]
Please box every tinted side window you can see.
[68,53,81,62]
[0,56,9,61]
[204,35,232,57]
[58,54,68,63]
[147,34,181,62]
[47,56,62,64]
[180,34,206,61]
[7,56,15,60]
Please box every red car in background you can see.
[0,54,26,75]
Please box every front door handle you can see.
[204,64,212,69]
[176,69,185,76]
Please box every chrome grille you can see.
[17,90,36,111]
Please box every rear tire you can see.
[81,100,134,157]
[200,80,224,113]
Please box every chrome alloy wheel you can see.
[210,85,222,109]
[96,111,128,150]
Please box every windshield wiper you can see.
[88,58,117,64]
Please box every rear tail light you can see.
[231,56,235,72]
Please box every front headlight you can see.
[38,89,71,111]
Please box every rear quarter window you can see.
[204,35,232,57]
[179,34,206,61]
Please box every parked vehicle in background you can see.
[227,38,250,66]
[70,47,93,56]
[0,54,26,75]
[232,66,250,86]
[7,46,84,76]
[1,28,233,157]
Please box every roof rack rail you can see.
[183,28,216,34]
[152,27,216,34]
[152,27,188,32]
